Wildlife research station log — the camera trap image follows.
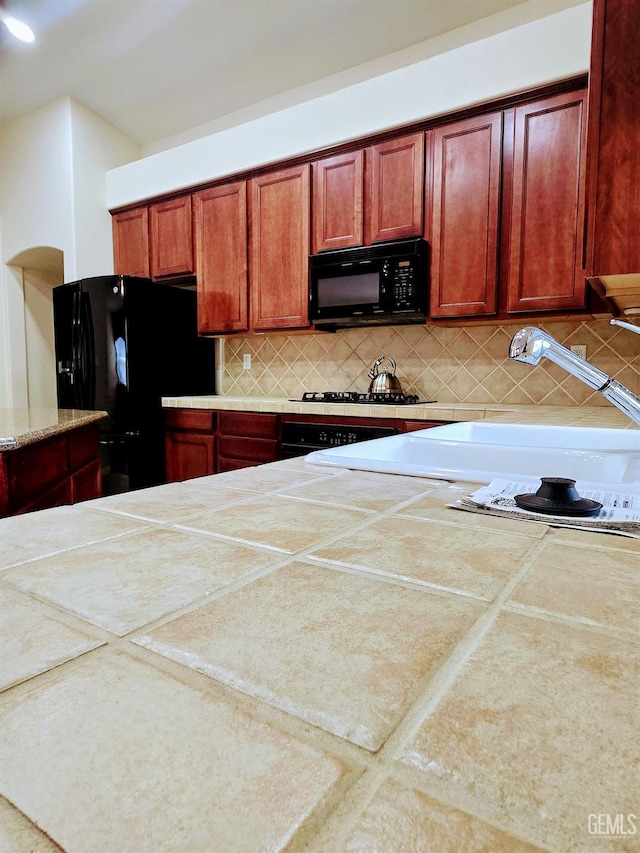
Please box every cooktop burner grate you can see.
[294,391,429,405]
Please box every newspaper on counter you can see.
[450,478,640,538]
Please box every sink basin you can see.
[305,421,640,489]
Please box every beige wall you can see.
[221,317,640,407]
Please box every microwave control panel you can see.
[382,258,417,308]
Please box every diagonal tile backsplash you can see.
[221,318,640,406]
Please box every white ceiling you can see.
[0,0,583,149]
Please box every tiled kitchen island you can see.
[0,444,638,850]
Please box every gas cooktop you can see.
[292,391,433,405]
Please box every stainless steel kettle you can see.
[367,355,404,394]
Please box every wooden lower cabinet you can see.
[164,409,216,483]
[217,412,279,472]
[0,423,102,518]
[164,408,445,482]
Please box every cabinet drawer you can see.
[165,409,216,431]
[218,412,278,439]
[218,435,278,463]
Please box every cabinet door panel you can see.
[195,183,248,333]
[71,459,102,504]
[165,432,215,483]
[250,165,310,331]
[585,0,640,277]
[312,150,364,252]
[367,132,424,243]
[8,436,68,508]
[429,113,502,318]
[112,207,149,277]
[507,90,587,312]
[150,196,194,279]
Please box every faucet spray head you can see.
[509,326,548,365]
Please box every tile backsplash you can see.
[221,318,640,406]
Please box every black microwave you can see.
[309,238,428,329]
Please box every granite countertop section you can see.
[0,455,637,851]
[162,394,639,429]
[0,408,107,451]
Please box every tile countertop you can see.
[0,408,107,450]
[162,394,640,428]
[0,454,638,851]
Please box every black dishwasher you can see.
[280,421,399,458]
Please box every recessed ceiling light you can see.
[0,8,35,43]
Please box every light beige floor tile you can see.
[341,779,543,851]
[310,516,532,600]
[509,542,640,632]
[84,480,252,522]
[275,469,436,512]
[0,587,103,692]
[0,506,148,571]
[399,611,640,851]
[178,495,370,553]
[0,796,61,852]
[2,527,281,636]
[0,649,346,852]
[136,561,485,751]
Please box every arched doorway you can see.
[2,247,64,409]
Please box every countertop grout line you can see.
[299,535,553,849]
[369,535,550,759]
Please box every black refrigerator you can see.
[53,275,215,495]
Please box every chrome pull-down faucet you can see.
[508,326,640,426]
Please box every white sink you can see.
[305,421,640,489]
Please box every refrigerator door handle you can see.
[71,289,96,409]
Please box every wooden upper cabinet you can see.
[585,0,640,277]
[312,150,364,253]
[366,132,424,244]
[429,113,502,318]
[506,90,588,313]
[149,196,195,279]
[112,207,149,277]
[249,164,311,331]
[194,182,248,334]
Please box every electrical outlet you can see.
[242,353,251,370]
[571,344,587,359]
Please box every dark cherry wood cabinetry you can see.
[311,132,424,253]
[113,198,194,281]
[429,112,502,318]
[312,150,364,253]
[217,412,279,471]
[164,407,444,483]
[149,196,195,279]
[505,89,587,312]
[112,207,150,278]
[585,0,640,278]
[250,165,311,332]
[164,409,216,482]
[367,132,424,244]
[0,424,102,518]
[113,79,591,329]
[429,87,587,319]
[194,182,249,334]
